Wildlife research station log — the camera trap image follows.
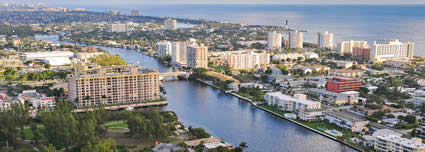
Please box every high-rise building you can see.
[289,30,303,49]
[164,18,177,30]
[327,77,362,93]
[187,44,208,69]
[106,10,120,15]
[131,10,140,16]
[352,47,371,60]
[67,64,160,107]
[370,40,414,62]
[227,51,270,70]
[171,41,193,65]
[267,31,282,50]
[318,31,334,49]
[156,41,173,57]
[110,23,128,33]
[337,40,368,56]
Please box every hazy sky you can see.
[8,0,425,5]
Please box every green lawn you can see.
[103,121,128,128]
[24,127,46,140]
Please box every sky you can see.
[6,0,425,5]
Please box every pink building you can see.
[352,47,371,59]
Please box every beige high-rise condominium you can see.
[187,44,208,69]
[164,18,177,30]
[67,64,160,107]
[289,30,303,48]
[370,40,414,63]
[318,31,334,49]
[227,51,270,70]
[337,40,369,56]
[268,31,282,50]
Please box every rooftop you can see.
[266,92,320,105]
[326,110,366,123]
[376,135,425,149]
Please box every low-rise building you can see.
[374,135,425,152]
[325,111,369,132]
[327,77,362,93]
[264,92,321,113]
[18,90,55,112]
[328,69,364,78]
[75,52,105,62]
[308,88,359,105]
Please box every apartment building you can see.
[289,30,303,49]
[110,23,128,33]
[374,135,425,152]
[227,52,270,70]
[353,47,371,59]
[325,111,369,132]
[327,77,362,93]
[164,18,177,30]
[328,69,364,78]
[157,41,173,57]
[67,64,160,107]
[264,92,321,113]
[318,31,334,49]
[268,31,282,50]
[187,44,208,69]
[171,41,194,66]
[337,40,368,56]
[370,40,414,63]
[308,88,359,105]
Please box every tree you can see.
[0,103,29,149]
[41,144,64,152]
[239,142,248,150]
[44,64,51,69]
[81,139,119,152]
[40,102,79,149]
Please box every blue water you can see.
[56,4,425,56]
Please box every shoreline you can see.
[194,78,365,152]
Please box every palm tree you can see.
[239,142,248,151]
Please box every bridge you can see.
[159,72,190,81]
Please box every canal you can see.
[36,35,356,152]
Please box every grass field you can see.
[23,127,46,140]
[102,121,129,128]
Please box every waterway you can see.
[36,35,356,152]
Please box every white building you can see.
[325,111,369,132]
[18,90,55,112]
[370,40,414,63]
[374,135,425,152]
[289,30,303,49]
[227,52,270,70]
[303,52,319,59]
[110,23,128,33]
[318,31,334,49]
[171,42,192,66]
[264,92,321,113]
[267,31,282,50]
[156,41,173,57]
[24,51,74,66]
[164,18,177,30]
[187,44,208,69]
[75,52,105,62]
[337,40,369,56]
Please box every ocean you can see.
[63,4,425,56]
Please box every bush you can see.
[188,127,211,139]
